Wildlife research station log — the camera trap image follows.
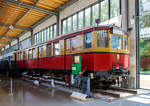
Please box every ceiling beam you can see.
[0,3,7,17]
[2,0,57,15]
[3,36,16,39]
[0,42,8,45]
[0,0,79,48]
[0,23,31,31]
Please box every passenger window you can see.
[111,35,122,49]
[54,42,60,55]
[23,51,27,60]
[66,39,71,51]
[47,44,51,56]
[97,30,109,48]
[124,36,128,50]
[32,48,36,59]
[72,35,83,51]
[85,32,92,48]
[20,52,23,60]
[28,49,32,59]
[39,46,44,58]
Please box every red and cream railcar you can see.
[15,26,130,95]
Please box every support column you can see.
[124,0,128,32]
[135,0,140,89]
[128,0,137,89]
[56,12,60,36]
[17,38,20,50]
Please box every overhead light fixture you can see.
[9,25,14,29]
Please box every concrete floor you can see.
[140,74,150,89]
[0,79,150,106]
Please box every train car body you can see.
[13,26,129,96]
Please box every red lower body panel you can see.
[17,53,129,72]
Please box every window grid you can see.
[61,0,121,34]
[34,24,57,45]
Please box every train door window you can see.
[54,42,60,55]
[39,46,43,58]
[111,35,122,49]
[32,48,36,59]
[47,44,51,56]
[28,49,32,59]
[97,30,109,48]
[66,39,71,51]
[72,35,83,51]
[85,32,92,48]
[124,36,128,50]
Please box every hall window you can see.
[85,32,92,48]
[53,24,57,37]
[41,30,44,42]
[62,19,67,34]
[110,0,120,18]
[39,32,42,43]
[78,11,84,29]
[101,0,109,22]
[47,27,50,41]
[92,3,99,25]
[85,7,91,27]
[73,14,77,31]
[67,17,72,33]
[44,29,47,41]
[50,26,53,39]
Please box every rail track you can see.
[22,75,137,100]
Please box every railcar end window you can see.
[97,30,109,48]
[111,35,122,49]
[85,32,92,48]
